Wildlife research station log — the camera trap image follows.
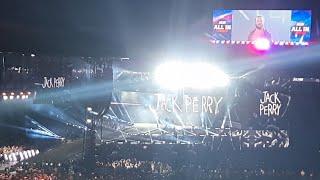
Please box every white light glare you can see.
[253,38,271,51]
[86,119,92,124]
[154,62,230,90]
[31,150,35,156]
[23,151,28,159]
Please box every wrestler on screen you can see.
[248,15,272,41]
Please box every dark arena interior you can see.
[1,0,320,179]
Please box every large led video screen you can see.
[211,10,311,43]
[109,87,290,149]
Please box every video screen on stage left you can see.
[211,10,311,44]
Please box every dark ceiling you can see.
[0,0,318,58]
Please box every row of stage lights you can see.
[2,92,32,101]
[210,39,309,46]
[0,149,40,162]
[65,122,84,130]
[86,107,95,124]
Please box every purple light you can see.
[253,38,271,51]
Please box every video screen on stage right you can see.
[211,10,312,44]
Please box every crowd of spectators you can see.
[0,159,318,180]
[0,146,24,155]
[96,158,172,175]
[0,168,58,180]
[0,143,319,179]
[0,161,74,180]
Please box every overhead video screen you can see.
[211,10,311,43]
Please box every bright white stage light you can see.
[23,151,28,159]
[154,62,230,90]
[27,150,32,157]
[3,96,8,100]
[12,154,17,162]
[154,62,183,90]
[86,119,92,124]
[86,107,92,112]
[31,150,35,157]
[19,152,24,161]
[253,38,271,51]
